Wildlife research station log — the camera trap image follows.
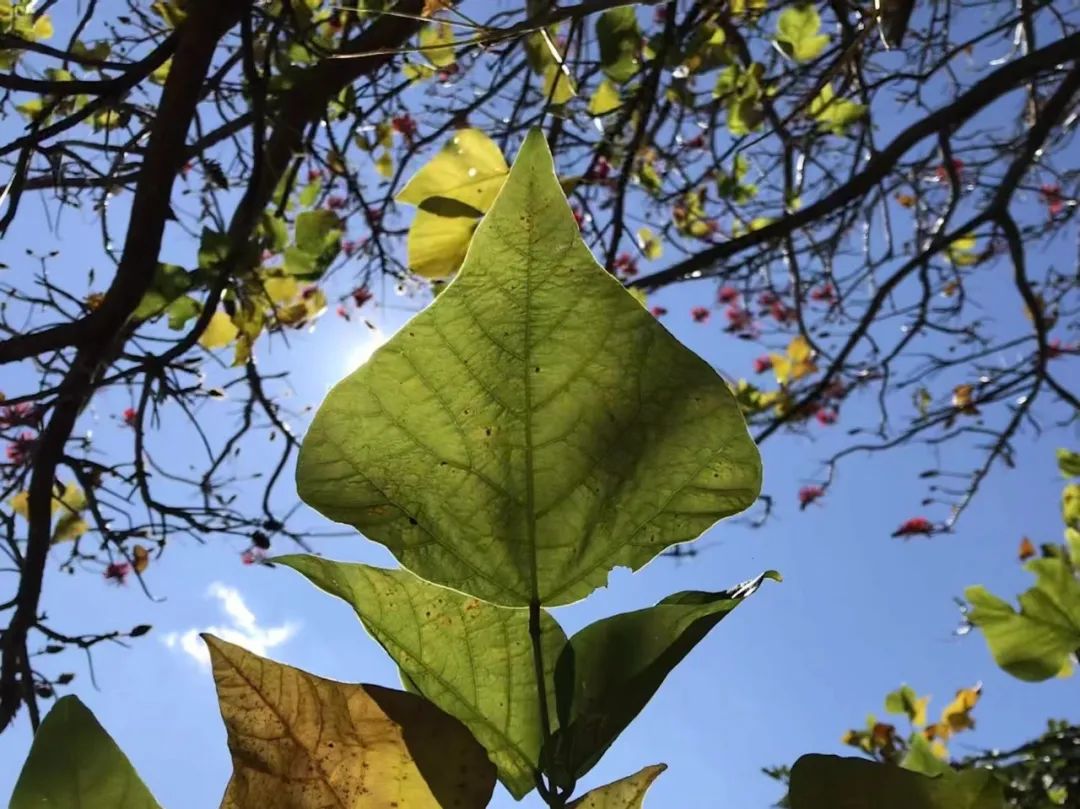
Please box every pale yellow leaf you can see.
[199,310,239,349]
[568,764,667,808]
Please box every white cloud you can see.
[162,582,298,669]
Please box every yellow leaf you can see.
[199,310,239,349]
[397,128,508,212]
[636,227,662,260]
[930,740,949,760]
[375,150,393,178]
[31,14,53,40]
[419,20,455,67]
[938,685,980,737]
[205,635,496,809]
[946,233,977,265]
[773,335,817,384]
[407,209,479,278]
[262,275,299,305]
[589,78,622,116]
[150,57,171,85]
[52,483,89,543]
[9,491,29,519]
[543,61,577,106]
[567,764,666,808]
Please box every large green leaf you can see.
[790,755,1004,809]
[206,634,495,809]
[9,696,162,809]
[568,764,666,808]
[596,7,641,84]
[547,572,779,784]
[276,555,567,799]
[965,557,1080,681]
[296,129,761,606]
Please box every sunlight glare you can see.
[344,324,388,374]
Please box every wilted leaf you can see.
[277,556,566,799]
[1018,537,1036,561]
[206,635,495,809]
[567,764,667,808]
[546,572,778,784]
[790,754,1004,809]
[10,696,162,809]
[296,130,762,606]
[937,685,980,736]
[966,558,1080,681]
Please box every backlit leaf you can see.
[547,572,778,783]
[883,684,928,727]
[589,78,623,116]
[772,335,817,385]
[543,61,577,105]
[790,754,1005,809]
[775,5,829,62]
[966,558,1080,681]
[277,556,566,799]
[199,310,239,349]
[132,263,196,322]
[567,764,667,808]
[397,128,508,211]
[808,83,865,135]
[596,7,641,84]
[418,20,455,68]
[206,635,496,809]
[296,130,762,606]
[636,227,662,260]
[9,696,161,809]
[406,208,479,278]
[1057,448,1080,478]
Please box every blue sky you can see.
[2,4,1079,808]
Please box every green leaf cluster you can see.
[965,447,1080,681]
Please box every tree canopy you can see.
[0,0,1077,759]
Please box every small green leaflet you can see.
[775,5,830,62]
[966,558,1080,681]
[568,764,667,808]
